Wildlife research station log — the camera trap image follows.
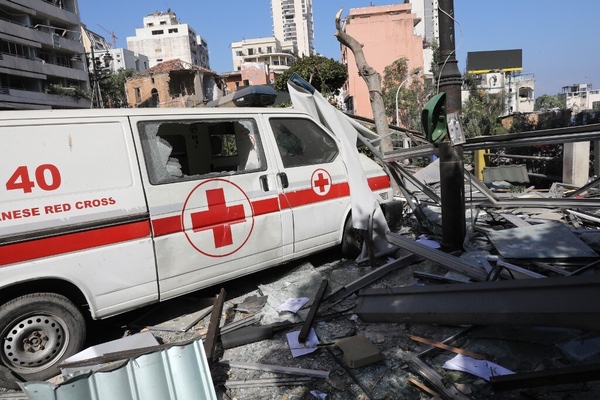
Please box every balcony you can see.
[18,0,79,25]
[0,20,84,53]
[0,53,87,82]
[0,87,91,109]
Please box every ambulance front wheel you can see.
[0,293,86,389]
[341,216,363,259]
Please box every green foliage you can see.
[461,74,507,138]
[273,55,348,96]
[534,93,566,111]
[381,57,430,131]
[45,84,90,101]
[508,113,536,133]
[572,110,600,126]
[428,40,441,87]
[98,68,135,108]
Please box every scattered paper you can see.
[310,390,328,399]
[286,328,319,357]
[442,354,514,381]
[277,297,309,313]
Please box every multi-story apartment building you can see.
[271,0,314,57]
[126,11,210,70]
[342,3,424,119]
[561,84,600,113]
[409,0,439,80]
[226,37,296,93]
[231,37,296,74]
[464,49,535,116]
[0,0,91,109]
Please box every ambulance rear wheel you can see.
[0,293,86,389]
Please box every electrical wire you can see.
[436,4,464,94]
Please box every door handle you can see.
[259,175,269,191]
[278,172,289,189]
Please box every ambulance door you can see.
[266,116,348,257]
[132,116,283,300]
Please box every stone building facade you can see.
[124,59,221,108]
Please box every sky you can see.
[78,1,600,97]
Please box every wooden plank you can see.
[407,377,440,397]
[204,288,226,362]
[409,335,485,360]
[408,357,471,400]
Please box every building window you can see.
[152,30,164,35]
[134,87,141,103]
[169,28,178,33]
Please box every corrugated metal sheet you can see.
[21,339,217,400]
[482,164,529,184]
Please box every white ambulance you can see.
[0,107,398,385]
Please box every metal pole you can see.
[90,47,103,108]
[437,0,465,251]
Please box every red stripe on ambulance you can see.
[279,182,350,209]
[151,175,389,237]
[368,175,391,191]
[0,221,151,267]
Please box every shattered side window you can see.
[138,118,266,185]
[269,117,339,168]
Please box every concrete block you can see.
[335,335,384,368]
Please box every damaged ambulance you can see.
[0,103,400,386]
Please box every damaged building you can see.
[124,58,223,108]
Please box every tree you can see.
[534,93,566,111]
[99,68,136,108]
[382,57,428,131]
[461,74,507,138]
[334,9,391,153]
[273,55,347,97]
[509,112,536,133]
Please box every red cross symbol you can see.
[190,188,246,248]
[314,173,329,193]
[311,169,332,196]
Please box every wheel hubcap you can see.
[2,315,69,374]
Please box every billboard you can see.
[467,49,522,73]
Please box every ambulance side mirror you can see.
[421,92,448,144]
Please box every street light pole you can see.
[395,70,420,147]
[89,47,103,108]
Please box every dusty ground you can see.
[2,230,600,399]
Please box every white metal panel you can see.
[22,338,217,400]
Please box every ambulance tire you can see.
[341,215,363,259]
[0,293,86,389]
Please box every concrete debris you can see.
[335,335,384,368]
[6,134,600,400]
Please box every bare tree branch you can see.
[335,8,392,153]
